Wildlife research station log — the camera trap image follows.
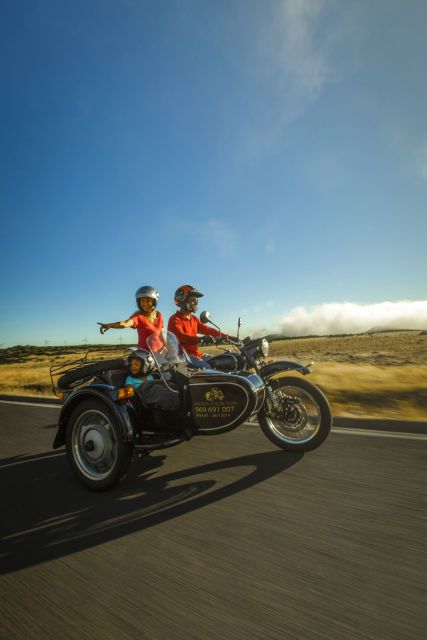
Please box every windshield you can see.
[147,331,185,367]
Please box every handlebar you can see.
[199,336,244,348]
[219,337,242,347]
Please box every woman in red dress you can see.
[98,286,166,352]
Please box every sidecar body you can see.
[188,370,265,433]
[52,354,265,451]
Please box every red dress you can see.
[131,311,164,351]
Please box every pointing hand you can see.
[97,322,109,335]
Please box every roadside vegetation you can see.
[0,331,426,420]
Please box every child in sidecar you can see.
[125,352,154,390]
[125,350,179,408]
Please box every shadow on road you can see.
[0,448,302,574]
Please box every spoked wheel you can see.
[258,376,332,452]
[66,399,133,490]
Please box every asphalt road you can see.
[0,401,426,640]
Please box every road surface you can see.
[1,400,426,640]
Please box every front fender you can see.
[260,360,311,379]
[53,386,134,449]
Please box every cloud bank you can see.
[278,301,427,336]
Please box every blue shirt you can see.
[124,374,153,389]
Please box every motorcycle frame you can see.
[52,341,314,454]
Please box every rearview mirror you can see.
[199,311,210,324]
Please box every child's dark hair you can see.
[127,350,154,376]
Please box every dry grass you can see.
[213,329,427,421]
[1,331,426,420]
[307,362,427,420]
[267,329,427,366]
[0,348,129,397]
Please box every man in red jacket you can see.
[167,285,225,360]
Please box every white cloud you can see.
[304,149,351,191]
[203,219,236,254]
[253,299,276,313]
[264,239,276,256]
[417,141,427,180]
[244,0,361,157]
[170,217,236,257]
[277,0,332,98]
[382,116,427,181]
[278,300,427,336]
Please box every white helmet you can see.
[135,286,159,311]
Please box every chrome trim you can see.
[71,409,118,481]
[261,338,269,357]
[263,384,321,444]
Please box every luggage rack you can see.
[49,347,134,397]
[50,352,91,397]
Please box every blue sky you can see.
[0,0,426,346]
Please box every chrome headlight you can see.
[261,338,269,357]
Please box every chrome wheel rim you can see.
[265,385,321,444]
[71,409,118,480]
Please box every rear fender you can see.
[260,360,311,379]
[53,387,134,449]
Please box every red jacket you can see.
[167,311,221,358]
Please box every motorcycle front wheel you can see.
[65,399,133,490]
[258,376,332,452]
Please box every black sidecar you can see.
[51,344,265,490]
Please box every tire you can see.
[258,376,332,452]
[65,399,133,490]
[58,358,128,390]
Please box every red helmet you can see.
[174,285,204,309]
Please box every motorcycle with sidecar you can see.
[51,323,332,491]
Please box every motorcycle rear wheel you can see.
[65,399,133,490]
[258,376,332,452]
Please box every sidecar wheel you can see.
[258,376,332,452]
[66,399,133,490]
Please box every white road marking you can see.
[0,400,60,409]
[1,400,425,439]
[331,427,427,441]
[243,422,427,440]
